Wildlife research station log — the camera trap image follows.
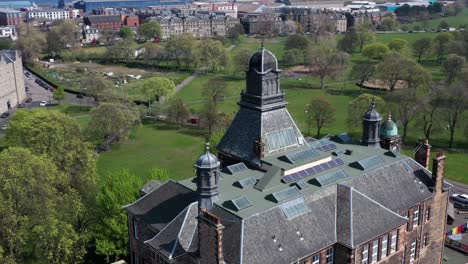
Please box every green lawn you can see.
[406,9,468,29]
[97,122,205,180]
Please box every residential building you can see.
[125,48,452,264]
[26,8,81,20]
[83,15,121,29]
[74,0,191,13]
[278,7,348,33]
[81,25,100,43]
[0,50,26,113]
[0,26,16,40]
[0,8,25,26]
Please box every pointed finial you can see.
[204,141,211,152]
[388,113,392,120]
[261,38,264,49]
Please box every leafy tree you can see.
[337,27,359,53]
[376,52,415,91]
[142,42,165,66]
[283,49,304,66]
[362,42,389,61]
[194,39,228,72]
[378,17,399,31]
[349,61,375,90]
[347,94,386,133]
[119,26,135,40]
[46,20,78,55]
[87,102,141,152]
[439,20,450,30]
[166,33,195,70]
[387,38,408,52]
[227,23,244,39]
[355,22,375,52]
[52,86,66,104]
[167,98,190,128]
[202,78,227,137]
[6,109,97,197]
[15,24,46,62]
[385,89,421,142]
[142,77,175,103]
[83,74,114,102]
[411,37,432,62]
[139,20,162,41]
[443,54,465,84]
[306,97,336,137]
[285,34,309,50]
[106,40,137,62]
[433,32,454,64]
[307,43,350,89]
[233,47,254,73]
[442,81,467,148]
[94,170,152,262]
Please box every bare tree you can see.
[418,86,443,141]
[386,89,420,143]
[167,98,190,129]
[349,61,375,92]
[308,42,349,89]
[306,96,336,137]
[202,78,227,137]
[442,82,467,148]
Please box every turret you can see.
[380,114,401,151]
[195,143,220,213]
[362,100,381,147]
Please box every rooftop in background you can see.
[0,8,22,13]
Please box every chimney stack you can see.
[432,152,445,193]
[198,210,225,264]
[415,139,431,169]
[254,138,265,159]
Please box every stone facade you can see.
[0,50,26,113]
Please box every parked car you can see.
[76,94,84,98]
[25,86,29,91]
[1,124,7,131]
[0,112,10,118]
[450,194,468,203]
[39,101,48,107]
[25,98,32,103]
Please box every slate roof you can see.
[124,180,197,231]
[0,50,17,63]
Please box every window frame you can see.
[133,219,139,239]
[371,239,379,263]
[361,244,369,264]
[381,234,389,258]
[425,207,431,222]
[410,239,417,263]
[312,254,320,264]
[413,206,420,227]
[326,247,334,264]
[390,229,398,253]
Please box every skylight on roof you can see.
[284,147,321,164]
[282,158,345,183]
[295,180,308,190]
[356,155,385,170]
[385,150,400,158]
[315,143,337,152]
[227,162,248,174]
[235,177,257,189]
[231,195,253,211]
[314,169,349,186]
[280,197,310,219]
[272,186,301,203]
[265,127,298,152]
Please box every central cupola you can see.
[217,47,306,167]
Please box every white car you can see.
[39,101,48,107]
[1,124,7,131]
[450,193,468,205]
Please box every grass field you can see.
[406,9,468,29]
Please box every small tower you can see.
[362,100,382,147]
[380,114,401,151]
[195,142,220,213]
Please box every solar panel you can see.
[356,155,385,170]
[280,197,310,219]
[236,177,256,188]
[281,158,345,183]
[231,195,253,211]
[272,186,301,203]
[295,180,308,190]
[265,127,298,152]
[315,143,337,152]
[284,147,321,164]
[227,162,248,174]
[315,170,349,186]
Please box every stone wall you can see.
[0,50,25,113]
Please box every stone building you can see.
[0,50,26,113]
[125,48,451,264]
[83,15,122,30]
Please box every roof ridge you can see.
[169,202,198,259]
[122,179,177,210]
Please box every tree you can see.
[15,24,46,62]
[306,97,336,137]
[417,86,443,140]
[166,33,195,70]
[106,40,136,62]
[355,22,375,52]
[139,20,162,41]
[142,42,165,66]
[442,82,467,148]
[233,47,254,73]
[337,27,359,53]
[362,42,389,61]
[6,109,97,197]
[167,98,190,128]
[202,78,227,137]
[46,20,78,55]
[285,34,309,51]
[94,170,152,262]
[411,37,432,62]
[349,61,375,90]
[83,74,114,102]
[307,43,350,89]
[443,54,465,84]
[439,20,450,30]
[52,86,66,104]
[433,32,454,64]
[194,39,228,72]
[226,23,244,39]
[378,17,399,31]
[376,52,415,91]
[385,89,420,143]
[119,26,135,40]
[347,94,386,133]
[87,102,141,152]
[142,77,175,104]
[387,38,408,52]
[283,49,304,66]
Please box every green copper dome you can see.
[381,114,398,137]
